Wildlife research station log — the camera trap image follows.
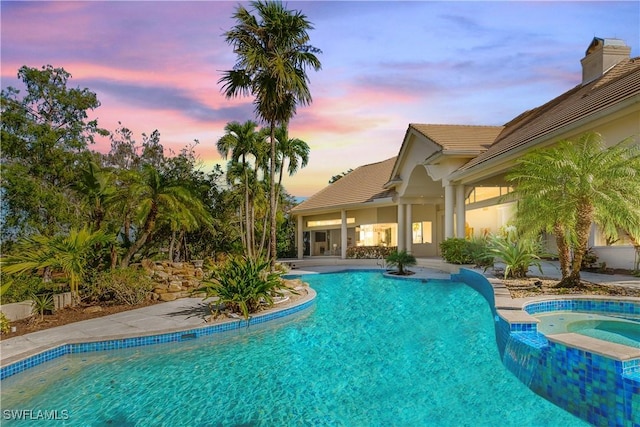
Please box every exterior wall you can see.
[410,204,439,257]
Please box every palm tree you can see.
[217,120,266,258]
[2,227,113,300]
[119,165,212,267]
[274,124,310,205]
[219,0,321,266]
[74,160,115,232]
[507,132,640,287]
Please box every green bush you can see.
[89,268,154,305]
[0,312,11,334]
[198,256,287,320]
[440,238,474,264]
[31,292,54,321]
[346,246,396,259]
[0,274,47,304]
[467,236,494,269]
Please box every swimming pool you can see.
[0,271,587,426]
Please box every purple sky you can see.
[2,1,639,197]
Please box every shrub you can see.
[198,256,287,319]
[0,312,10,335]
[0,274,46,304]
[487,235,544,279]
[89,268,154,305]
[385,250,417,275]
[467,236,494,269]
[440,238,474,264]
[346,246,396,259]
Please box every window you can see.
[594,226,633,246]
[357,223,397,246]
[412,221,432,244]
[465,186,513,204]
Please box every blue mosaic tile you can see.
[1,296,315,380]
[457,268,640,427]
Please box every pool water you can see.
[534,311,640,348]
[1,272,587,426]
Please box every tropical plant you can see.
[385,250,417,275]
[217,120,268,258]
[467,236,494,269]
[2,228,114,299]
[219,0,322,266]
[118,164,213,267]
[198,255,286,319]
[30,292,54,322]
[507,132,640,287]
[486,234,544,279]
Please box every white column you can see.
[456,184,466,238]
[445,184,454,239]
[297,215,304,259]
[341,210,348,259]
[405,204,413,254]
[397,203,406,252]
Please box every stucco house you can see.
[291,37,640,269]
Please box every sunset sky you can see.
[2,1,638,197]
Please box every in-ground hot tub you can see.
[532,310,640,348]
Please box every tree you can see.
[217,120,267,258]
[219,0,321,267]
[1,65,108,239]
[329,169,353,184]
[385,250,417,275]
[2,227,113,300]
[274,124,310,202]
[507,132,640,287]
[119,165,212,267]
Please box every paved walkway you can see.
[1,261,638,367]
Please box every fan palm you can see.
[507,132,640,287]
[219,0,321,265]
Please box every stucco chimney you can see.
[580,37,631,85]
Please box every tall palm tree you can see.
[219,0,321,266]
[274,124,310,205]
[119,165,212,267]
[507,132,640,287]
[217,120,267,257]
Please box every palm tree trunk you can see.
[553,222,571,279]
[269,121,277,268]
[561,202,594,287]
[121,204,157,268]
[243,155,253,259]
[168,230,176,261]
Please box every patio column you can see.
[456,184,466,238]
[341,209,348,259]
[397,203,406,252]
[405,204,413,254]
[297,215,304,259]
[445,184,454,239]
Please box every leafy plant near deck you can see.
[385,250,417,275]
[487,233,544,279]
[198,256,286,320]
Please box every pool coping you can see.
[0,287,316,379]
[494,290,640,361]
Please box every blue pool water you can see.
[1,272,587,426]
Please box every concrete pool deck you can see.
[1,259,639,368]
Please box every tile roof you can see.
[458,57,640,172]
[409,124,503,152]
[291,157,397,213]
